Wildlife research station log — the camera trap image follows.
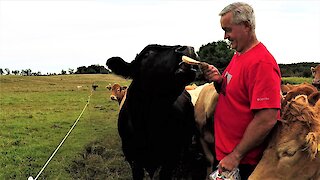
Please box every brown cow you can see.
[193,83,219,177]
[249,95,320,180]
[109,83,127,105]
[281,83,296,96]
[311,64,320,89]
[281,82,318,108]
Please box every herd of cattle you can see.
[106,44,320,180]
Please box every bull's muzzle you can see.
[110,95,117,101]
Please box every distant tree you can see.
[5,68,10,75]
[61,69,67,75]
[197,40,235,72]
[12,70,20,75]
[75,65,110,74]
[27,69,32,76]
[279,62,319,77]
[21,69,32,76]
[87,65,98,74]
[0,68,3,75]
[75,66,87,74]
[68,68,74,74]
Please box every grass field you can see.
[0,74,132,179]
[0,74,313,179]
[281,76,313,84]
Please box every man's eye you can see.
[225,28,232,33]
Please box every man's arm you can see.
[218,108,278,171]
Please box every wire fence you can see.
[28,90,94,180]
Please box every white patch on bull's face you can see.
[311,67,316,76]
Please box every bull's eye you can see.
[279,149,296,158]
[277,144,300,159]
[143,50,154,58]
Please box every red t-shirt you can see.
[214,43,281,165]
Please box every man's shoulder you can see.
[251,43,277,64]
[253,43,272,56]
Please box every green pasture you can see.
[0,74,313,179]
[281,76,313,85]
[0,74,131,179]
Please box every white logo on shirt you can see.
[225,72,232,84]
[257,97,270,101]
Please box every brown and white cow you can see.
[193,83,219,177]
[109,83,127,105]
[249,95,320,180]
[311,64,320,89]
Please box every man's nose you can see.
[224,32,229,39]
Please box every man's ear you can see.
[243,21,252,32]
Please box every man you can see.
[202,2,281,179]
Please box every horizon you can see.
[1,0,320,74]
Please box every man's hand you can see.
[201,64,222,83]
[218,150,241,173]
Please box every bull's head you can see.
[110,83,127,103]
[249,95,320,180]
[106,44,198,98]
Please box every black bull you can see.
[106,45,207,179]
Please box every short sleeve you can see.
[248,61,281,110]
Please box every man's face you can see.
[220,12,250,53]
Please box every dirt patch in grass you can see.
[68,137,209,180]
[68,140,131,179]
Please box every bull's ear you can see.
[122,86,127,90]
[308,92,320,106]
[106,57,133,78]
[175,46,198,60]
[306,132,319,159]
[311,67,315,75]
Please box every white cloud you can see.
[0,0,319,73]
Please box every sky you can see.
[0,0,320,74]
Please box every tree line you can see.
[1,41,318,77]
[0,65,110,76]
[196,41,319,78]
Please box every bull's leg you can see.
[129,161,144,180]
[159,166,174,180]
[200,138,214,179]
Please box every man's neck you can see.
[239,34,259,54]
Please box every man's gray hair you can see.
[219,2,256,30]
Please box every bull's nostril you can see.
[312,80,320,84]
[110,96,117,101]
